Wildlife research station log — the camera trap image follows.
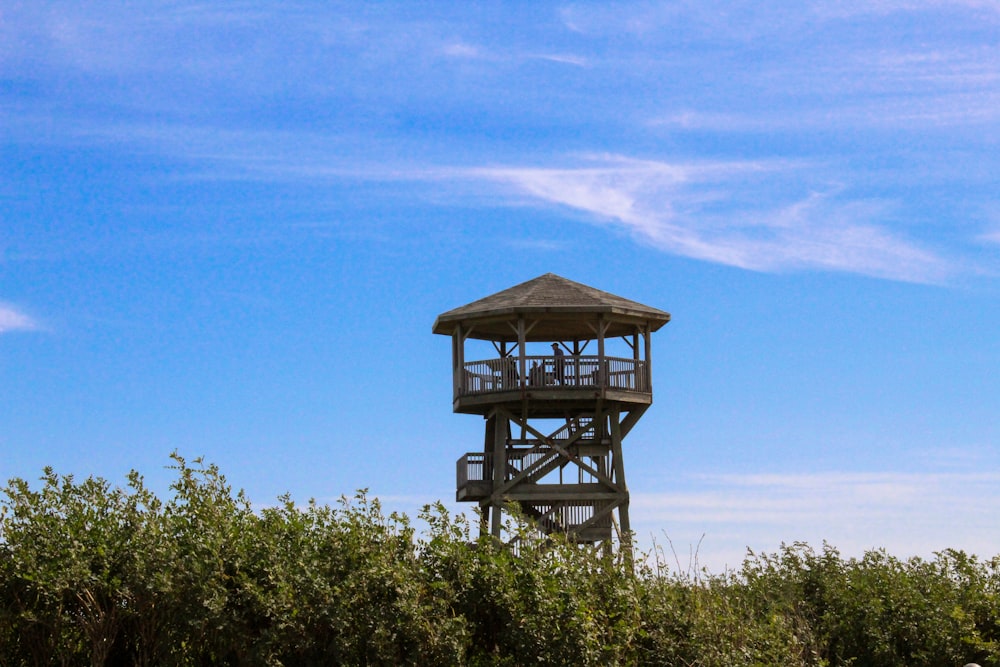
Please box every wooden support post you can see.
[490,409,507,539]
[480,412,496,539]
[609,406,632,554]
[643,323,652,392]
[597,316,606,390]
[517,317,526,392]
[453,326,462,397]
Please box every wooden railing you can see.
[537,501,613,531]
[456,452,614,525]
[459,355,648,397]
[457,452,491,489]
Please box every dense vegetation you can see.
[1,455,998,666]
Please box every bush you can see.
[2,457,999,666]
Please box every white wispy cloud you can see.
[441,42,480,58]
[651,89,1000,131]
[0,303,39,334]
[632,470,1000,571]
[649,42,1000,131]
[979,229,1000,245]
[810,0,1000,20]
[8,107,961,284]
[531,53,588,67]
[441,40,587,68]
[472,156,951,283]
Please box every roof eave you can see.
[432,306,671,337]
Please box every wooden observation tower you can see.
[433,273,670,547]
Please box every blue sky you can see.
[2,1,999,570]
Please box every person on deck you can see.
[551,342,565,384]
[529,360,544,386]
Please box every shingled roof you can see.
[432,273,670,341]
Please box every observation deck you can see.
[454,354,650,415]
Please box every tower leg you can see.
[479,504,489,538]
[610,407,633,558]
[489,412,507,539]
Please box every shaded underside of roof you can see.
[432,273,671,341]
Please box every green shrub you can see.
[2,457,999,666]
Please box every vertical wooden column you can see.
[632,330,641,391]
[517,317,526,391]
[596,316,606,390]
[490,408,507,538]
[609,405,631,551]
[452,325,462,398]
[643,323,652,392]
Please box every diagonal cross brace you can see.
[490,409,620,499]
[570,497,625,535]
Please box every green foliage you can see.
[2,456,1000,666]
[418,505,641,666]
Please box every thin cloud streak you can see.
[631,470,1000,570]
[636,471,1000,525]
[0,303,39,334]
[472,157,951,283]
[530,53,588,67]
[650,90,1000,131]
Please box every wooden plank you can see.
[500,486,620,500]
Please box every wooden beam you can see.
[643,322,652,391]
[517,317,527,394]
[609,406,632,545]
[490,420,616,500]
[619,405,649,439]
[500,486,620,500]
[490,410,507,538]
